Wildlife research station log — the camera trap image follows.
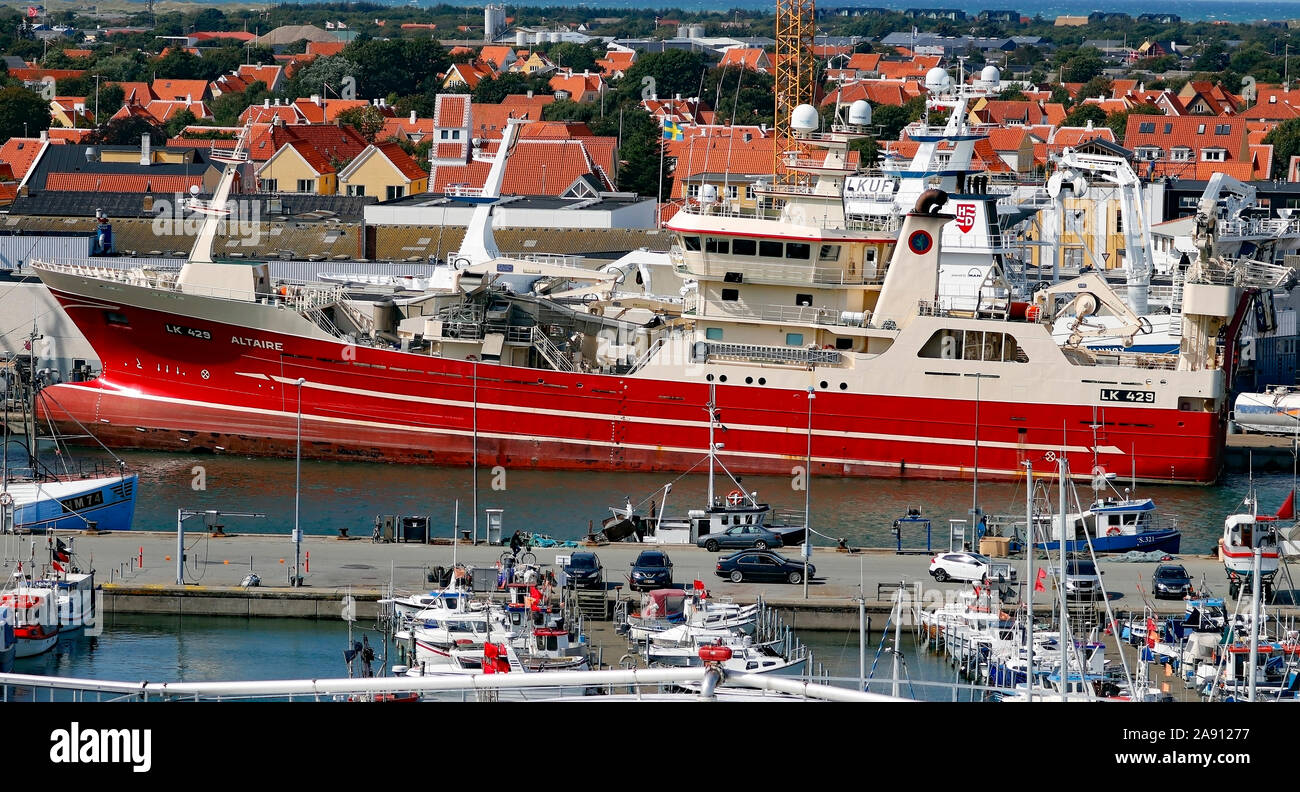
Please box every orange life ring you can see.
[1106,526,1120,537]
[726,490,744,506]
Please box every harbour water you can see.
[79,448,1300,555]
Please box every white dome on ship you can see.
[979,64,1001,86]
[791,103,819,132]
[848,99,872,126]
[924,66,952,93]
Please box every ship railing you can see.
[673,257,884,287]
[702,341,843,367]
[530,326,575,372]
[438,322,535,344]
[675,200,899,232]
[943,232,1023,251]
[705,300,870,328]
[627,335,666,374]
[500,252,586,268]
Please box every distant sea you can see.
[252,0,1300,25]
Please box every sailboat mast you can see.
[707,383,716,508]
[1024,459,1033,702]
[1058,452,1068,702]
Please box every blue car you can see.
[630,550,673,591]
[563,552,604,589]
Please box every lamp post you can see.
[804,386,814,600]
[293,377,305,586]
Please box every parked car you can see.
[697,524,784,552]
[1152,564,1193,599]
[563,552,603,589]
[715,549,814,584]
[1052,559,1104,599]
[929,552,992,583]
[630,550,673,591]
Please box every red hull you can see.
[38,287,1226,483]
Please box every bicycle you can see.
[499,545,537,567]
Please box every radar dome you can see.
[979,64,1001,86]
[698,183,719,205]
[848,99,872,126]
[791,103,819,133]
[924,66,952,94]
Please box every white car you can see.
[929,552,992,583]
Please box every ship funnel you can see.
[872,189,951,332]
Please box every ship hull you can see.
[35,278,1227,484]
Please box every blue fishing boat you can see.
[1035,495,1181,554]
[5,473,138,533]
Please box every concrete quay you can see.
[37,529,1300,628]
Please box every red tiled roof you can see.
[1243,98,1300,121]
[548,71,604,101]
[479,46,516,71]
[431,139,612,195]
[306,41,346,57]
[975,100,1066,127]
[46,173,204,192]
[435,94,471,129]
[596,50,635,77]
[718,48,770,71]
[143,100,210,123]
[666,136,776,198]
[111,82,155,104]
[282,139,335,175]
[469,96,555,139]
[237,64,282,90]
[46,128,92,143]
[1049,125,1116,148]
[151,79,210,101]
[239,104,300,126]
[434,142,466,159]
[373,141,427,180]
[0,137,47,183]
[380,116,435,141]
[191,31,255,41]
[0,183,17,206]
[9,68,85,82]
[61,49,93,59]
[846,53,882,71]
[985,126,1032,152]
[821,79,922,107]
[445,62,493,90]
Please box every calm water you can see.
[11,612,962,698]
[42,447,1296,555]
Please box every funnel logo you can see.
[907,230,933,255]
[954,203,976,233]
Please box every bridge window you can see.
[819,244,841,261]
[732,238,756,256]
[786,333,804,346]
[706,327,724,340]
[759,240,783,258]
[786,243,811,260]
[682,236,701,251]
[918,329,1027,362]
[720,288,739,302]
[795,294,813,306]
[706,238,730,254]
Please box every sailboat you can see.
[599,383,806,546]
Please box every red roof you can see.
[596,50,636,77]
[435,95,471,129]
[151,79,209,102]
[469,95,555,139]
[9,68,85,82]
[975,100,1066,127]
[281,139,335,175]
[46,173,204,192]
[111,82,155,104]
[61,49,93,59]
[190,31,255,41]
[373,141,427,180]
[718,48,770,71]
[667,136,776,198]
[239,104,300,126]
[479,46,517,72]
[432,139,612,195]
[1125,115,1265,178]
[821,79,922,108]
[846,53,882,72]
[291,98,374,124]
[0,137,48,183]
[237,64,283,90]
[306,41,346,57]
[381,115,435,141]
[548,71,604,101]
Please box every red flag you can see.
[27,7,39,18]
[528,586,543,611]
[482,641,498,674]
[1146,618,1157,649]
[51,559,65,572]
[1278,490,1295,520]
[1034,567,1047,593]
[693,579,705,591]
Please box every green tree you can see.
[0,85,51,139]
[618,50,708,104]
[993,85,1027,101]
[614,106,666,198]
[1062,103,1107,128]
[548,42,599,73]
[154,49,208,81]
[471,72,538,104]
[1060,49,1105,83]
[1049,84,1073,107]
[98,84,125,117]
[704,66,775,126]
[342,37,448,99]
[1264,117,1300,179]
[290,56,360,99]
[1075,75,1113,102]
[163,108,197,138]
[89,114,163,146]
[209,80,268,126]
[871,103,913,141]
[337,104,387,142]
[1196,41,1228,72]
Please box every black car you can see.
[715,549,814,585]
[1152,564,1193,599]
[563,552,604,589]
[630,550,673,591]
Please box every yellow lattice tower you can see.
[773,0,816,186]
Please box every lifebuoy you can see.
[466,354,478,362]
[1106,527,1121,537]
[726,490,744,506]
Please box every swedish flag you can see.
[662,120,684,141]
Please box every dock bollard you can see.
[139,547,144,569]
[306,552,309,574]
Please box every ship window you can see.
[759,240,783,257]
[724,271,744,283]
[104,311,129,326]
[795,294,813,306]
[786,242,811,260]
[818,244,841,261]
[720,288,739,301]
[786,333,804,346]
[732,238,756,256]
[683,236,701,251]
[706,327,723,340]
[918,330,1027,362]
[835,337,853,350]
[706,237,730,254]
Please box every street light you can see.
[293,377,305,586]
[804,386,814,600]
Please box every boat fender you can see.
[1106,527,1120,537]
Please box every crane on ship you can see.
[773,0,816,186]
